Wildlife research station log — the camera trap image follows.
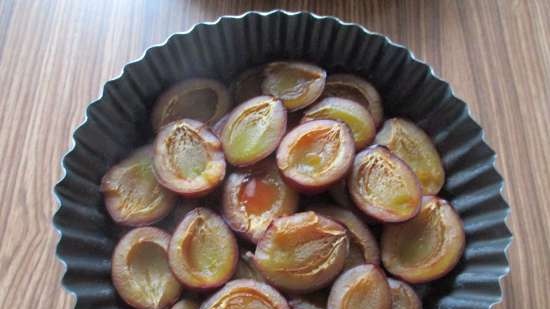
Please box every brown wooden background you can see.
[1,0,549,308]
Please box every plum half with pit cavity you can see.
[308,205,380,266]
[112,227,183,309]
[276,120,355,193]
[348,146,421,222]
[101,146,176,226]
[262,62,326,111]
[223,159,299,243]
[153,119,226,197]
[253,211,349,293]
[168,207,238,290]
[152,78,232,131]
[302,97,376,150]
[221,96,286,167]
[327,265,391,309]
[387,278,422,309]
[381,196,465,284]
[199,279,289,309]
[321,74,383,128]
[375,118,445,195]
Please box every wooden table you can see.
[1,1,548,308]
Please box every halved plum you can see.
[276,120,355,193]
[302,97,376,150]
[234,251,265,282]
[112,227,182,309]
[223,159,299,243]
[221,96,287,167]
[262,62,326,111]
[348,146,421,222]
[381,196,465,284]
[375,118,445,195]
[152,78,232,131]
[253,211,349,293]
[321,74,383,128]
[101,146,176,226]
[199,279,289,309]
[172,299,200,309]
[168,207,238,290]
[327,265,391,309]
[387,278,422,309]
[153,119,226,197]
[230,66,265,104]
[309,205,380,266]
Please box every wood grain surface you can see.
[0,0,548,308]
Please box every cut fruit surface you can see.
[262,62,326,111]
[277,120,354,193]
[309,205,379,266]
[381,196,465,284]
[348,146,421,222]
[223,159,299,243]
[153,119,226,197]
[101,146,176,226]
[168,208,238,290]
[375,118,445,195]
[254,211,349,293]
[327,265,391,309]
[199,279,289,309]
[112,227,182,309]
[221,96,287,167]
[302,97,376,150]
